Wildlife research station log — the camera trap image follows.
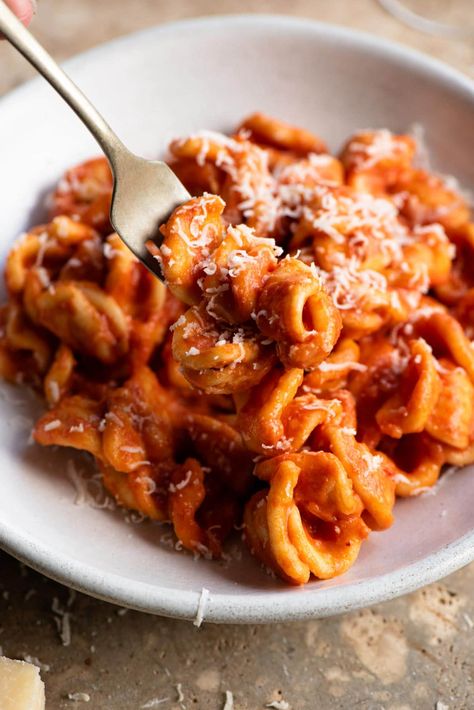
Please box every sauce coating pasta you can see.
[2,113,473,585]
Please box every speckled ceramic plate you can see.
[0,15,473,624]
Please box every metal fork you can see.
[0,0,190,277]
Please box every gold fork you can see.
[0,0,190,277]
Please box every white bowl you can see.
[1,15,473,624]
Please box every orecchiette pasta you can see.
[2,113,473,585]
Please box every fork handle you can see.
[0,0,125,165]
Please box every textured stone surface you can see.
[1,553,474,709]
[1,1,474,708]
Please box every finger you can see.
[4,0,36,27]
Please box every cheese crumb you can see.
[43,419,61,431]
[0,657,45,709]
[140,698,170,708]
[67,692,91,702]
[193,587,210,628]
[52,597,72,646]
[176,683,184,703]
[21,655,50,673]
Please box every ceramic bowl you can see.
[0,15,473,623]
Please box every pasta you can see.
[2,112,473,586]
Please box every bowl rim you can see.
[1,13,474,623]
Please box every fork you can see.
[0,0,190,276]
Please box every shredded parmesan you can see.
[185,346,200,356]
[69,423,84,433]
[140,699,170,708]
[176,683,184,704]
[22,655,50,672]
[120,446,145,454]
[223,690,234,710]
[52,597,71,646]
[266,702,290,710]
[317,361,367,373]
[43,419,61,431]
[193,587,210,628]
[169,469,193,493]
[67,692,91,702]
[463,613,474,629]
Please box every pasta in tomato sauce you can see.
[2,112,473,585]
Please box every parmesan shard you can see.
[0,656,45,710]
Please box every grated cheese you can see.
[52,597,71,647]
[105,411,123,427]
[169,469,193,493]
[66,459,115,510]
[43,419,61,432]
[185,347,200,356]
[140,699,170,708]
[350,129,403,170]
[141,477,157,495]
[36,267,51,289]
[266,702,290,710]
[67,692,90,702]
[317,361,367,373]
[223,690,234,710]
[69,423,84,433]
[21,655,50,673]
[176,683,184,704]
[193,587,210,628]
[340,427,357,436]
[463,613,474,629]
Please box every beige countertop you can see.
[1,1,474,708]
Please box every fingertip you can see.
[5,0,36,27]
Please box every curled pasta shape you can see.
[49,157,113,234]
[34,394,103,458]
[184,413,254,496]
[443,441,474,467]
[435,223,474,305]
[104,233,168,365]
[425,360,474,450]
[302,338,362,392]
[393,168,470,231]
[383,433,446,497]
[375,339,442,439]
[237,112,327,155]
[316,425,396,530]
[198,224,279,323]
[168,458,240,557]
[171,304,276,394]
[256,257,342,368]
[411,309,474,382]
[101,366,175,473]
[5,217,102,297]
[2,302,53,375]
[236,367,342,456]
[170,131,279,236]
[244,452,368,584]
[340,129,416,194]
[168,458,209,552]
[44,344,76,405]
[23,273,129,364]
[290,186,409,272]
[278,153,344,190]
[100,461,170,521]
[150,193,225,305]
